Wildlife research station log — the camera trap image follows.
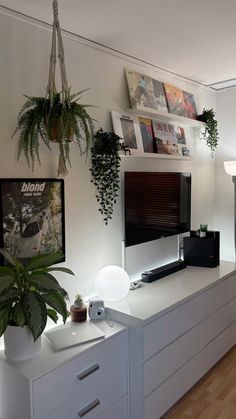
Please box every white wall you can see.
[215,87,236,262]
[0,8,216,300]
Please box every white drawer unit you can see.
[0,321,128,419]
[107,262,236,419]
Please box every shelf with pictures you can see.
[111,110,193,161]
[125,69,206,128]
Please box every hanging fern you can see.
[90,129,124,225]
[13,92,95,175]
[198,108,219,156]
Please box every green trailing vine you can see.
[199,108,219,156]
[90,129,124,225]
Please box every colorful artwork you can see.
[163,83,187,117]
[152,121,180,155]
[0,179,65,264]
[183,91,197,119]
[139,117,156,153]
[151,79,168,112]
[125,70,156,110]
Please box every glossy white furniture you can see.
[107,261,236,419]
[0,320,128,419]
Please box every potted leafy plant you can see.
[0,249,74,361]
[90,128,126,225]
[12,0,95,177]
[70,294,87,322]
[197,108,219,156]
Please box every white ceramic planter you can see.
[4,325,41,361]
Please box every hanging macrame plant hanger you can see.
[47,0,71,176]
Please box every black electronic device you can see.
[183,231,220,268]
[141,259,187,283]
[124,172,191,247]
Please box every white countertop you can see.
[0,320,126,380]
[106,261,236,324]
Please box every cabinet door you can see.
[33,332,126,419]
[43,365,127,419]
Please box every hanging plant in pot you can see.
[12,0,94,177]
[197,108,219,156]
[0,249,74,361]
[90,128,126,225]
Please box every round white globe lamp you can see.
[94,265,130,302]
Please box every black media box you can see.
[141,260,187,283]
[183,231,220,268]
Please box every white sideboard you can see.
[106,261,236,419]
[0,320,128,419]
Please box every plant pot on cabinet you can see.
[70,305,87,322]
[4,325,41,361]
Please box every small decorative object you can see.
[94,265,130,302]
[197,108,219,156]
[0,178,65,263]
[70,294,87,322]
[88,300,105,320]
[0,249,74,361]
[90,128,127,224]
[12,0,94,176]
[199,224,208,238]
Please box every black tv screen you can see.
[125,172,191,247]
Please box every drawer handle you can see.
[77,364,100,381]
[78,399,100,417]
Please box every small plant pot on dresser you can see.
[70,294,87,322]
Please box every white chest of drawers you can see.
[0,321,128,419]
[107,261,236,419]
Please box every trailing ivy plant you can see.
[198,108,219,156]
[90,129,124,225]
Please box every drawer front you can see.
[97,396,128,419]
[43,365,127,419]
[205,322,236,371]
[143,292,206,360]
[205,298,236,345]
[144,350,206,419]
[144,319,206,396]
[33,332,127,419]
[206,274,236,316]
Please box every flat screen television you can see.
[124,171,191,247]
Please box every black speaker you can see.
[183,231,220,268]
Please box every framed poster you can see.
[182,91,198,119]
[0,179,65,264]
[125,69,156,110]
[163,83,187,117]
[111,111,144,155]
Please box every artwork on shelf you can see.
[163,83,187,117]
[111,111,144,155]
[125,69,168,112]
[152,121,190,156]
[0,179,65,264]
[182,91,197,119]
[138,117,156,153]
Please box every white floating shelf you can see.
[126,107,206,128]
[120,153,192,161]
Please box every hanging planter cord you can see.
[46,0,70,176]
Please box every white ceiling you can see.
[1,0,236,88]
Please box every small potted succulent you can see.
[70,294,87,322]
[197,108,219,156]
[0,249,74,361]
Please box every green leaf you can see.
[12,302,26,327]
[43,292,68,323]
[0,275,15,295]
[29,272,68,298]
[27,252,65,271]
[0,288,20,304]
[0,249,23,271]
[46,267,75,276]
[47,308,58,324]
[0,306,10,336]
[23,292,47,341]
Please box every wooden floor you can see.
[161,346,236,419]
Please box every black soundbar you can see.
[141,260,187,283]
